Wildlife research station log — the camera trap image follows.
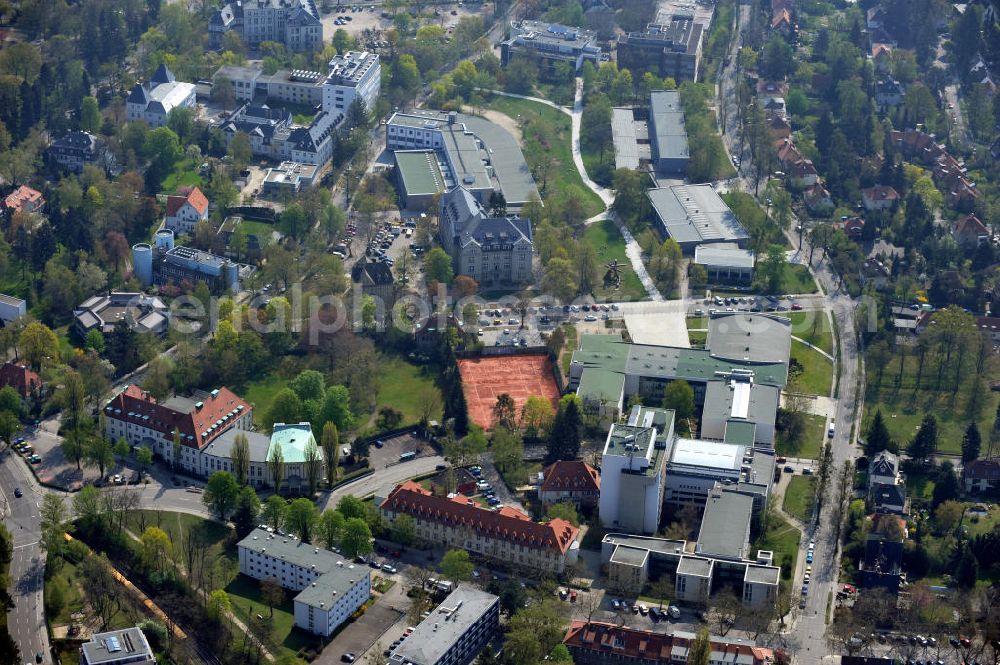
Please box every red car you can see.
[570,591,577,602]
[776,456,787,464]
[791,303,803,311]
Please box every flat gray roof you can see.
[239,528,369,607]
[744,564,781,585]
[706,312,791,364]
[649,90,689,162]
[203,429,271,463]
[603,533,687,558]
[82,627,153,664]
[695,490,753,560]
[612,108,649,170]
[694,243,755,269]
[648,184,749,246]
[610,544,650,566]
[677,555,714,578]
[390,584,498,665]
[703,381,779,428]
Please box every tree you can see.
[909,414,938,463]
[268,442,285,493]
[864,410,894,456]
[260,578,285,618]
[759,244,787,293]
[962,422,981,464]
[318,509,346,551]
[141,526,172,574]
[262,495,287,532]
[61,428,87,473]
[391,513,416,546]
[440,548,474,582]
[340,517,373,558]
[286,497,319,542]
[520,396,555,439]
[932,461,960,507]
[227,131,252,169]
[268,388,302,428]
[80,96,101,133]
[19,321,58,370]
[338,495,366,520]
[954,544,978,588]
[933,500,964,534]
[688,628,712,665]
[303,438,323,497]
[85,436,115,480]
[203,471,240,519]
[82,553,122,630]
[231,433,250,486]
[136,446,153,474]
[424,247,454,285]
[320,385,354,431]
[39,494,68,554]
[231,486,261,539]
[321,422,340,485]
[207,589,232,622]
[492,393,517,432]
[171,427,182,470]
[662,380,695,421]
[546,395,583,462]
[545,501,580,526]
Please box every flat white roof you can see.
[730,381,751,419]
[671,438,743,470]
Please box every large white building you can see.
[323,51,381,116]
[209,0,323,52]
[103,385,253,474]
[126,64,196,128]
[238,528,371,637]
[80,627,155,665]
[438,186,534,287]
[598,405,674,536]
[388,585,500,665]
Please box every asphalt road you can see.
[1,450,51,665]
[718,6,865,659]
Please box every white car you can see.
[477,329,484,336]
[584,315,597,321]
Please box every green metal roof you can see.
[394,150,446,197]
[723,420,757,446]
[268,423,320,464]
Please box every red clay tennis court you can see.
[457,354,561,429]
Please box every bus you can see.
[399,451,417,462]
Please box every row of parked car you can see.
[12,438,41,465]
[609,598,681,620]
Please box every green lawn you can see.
[226,574,311,658]
[124,510,233,557]
[780,264,819,294]
[375,355,443,425]
[783,476,817,523]
[559,323,579,377]
[756,514,801,582]
[161,157,205,194]
[243,374,289,427]
[241,219,280,243]
[776,413,826,460]
[688,330,707,349]
[789,340,833,396]
[484,95,605,217]
[47,559,84,626]
[863,349,1000,455]
[581,219,648,301]
[686,316,708,330]
[967,504,1000,537]
[788,311,834,355]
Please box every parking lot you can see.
[473,303,626,348]
[366,431,433,470]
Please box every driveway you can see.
[313,580,407,665]
[319,454,444,511]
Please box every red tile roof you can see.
[165,186,209,218]
[540,460,600,494]
[953,215,989,241]
[862,185,899,201]
[964,459,1000,482]
[381,481,580,554]
[563,621,774,665]
[4,185,44,214]
[0,362,42,398]
[104,384,251,449]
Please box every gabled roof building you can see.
[164,187,210,235]
[4,185,45,216]
[538,460,601,507]
[126,64,196,129]
[210,0,323,52]
[47,131,116,175]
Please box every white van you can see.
[341,446,351,457]
[827,422,835,438]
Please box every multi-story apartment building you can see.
[323,51,381,115]
[238,528,371,636]
[103,385,253,473]
[379,481,581,575]
[126,64,196,129]
[438,186,534,287]
[209,0,322,52]
[617,16,704,83]
[563,622,775,665]
[388,585,500,665]
[80,627,155,665]
[501,20,602,75]
[598,405,674,536]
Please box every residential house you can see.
[126,64,196,128]
[871,483,906,514]
[771,8,792,35]
[964,459,1000,495]
[47,131,116,175]
[802,183,833,213]
[974,315,1000,343]
[871,44,893,73]
[789,159,819,188]
[164,187,210,235]
[952,214,990,248]
[351,259,396,311]
[859,515,905,594]
[861,185,899,211]
[767,114,791,140]
[875,79,905,110]
[866,6,886,30]
[537,460,601,508]
[0,362,43,402]
[835,216,865,240]
[774,138,803,170]
[4,185,45,216]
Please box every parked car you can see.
[13,487,22,498]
